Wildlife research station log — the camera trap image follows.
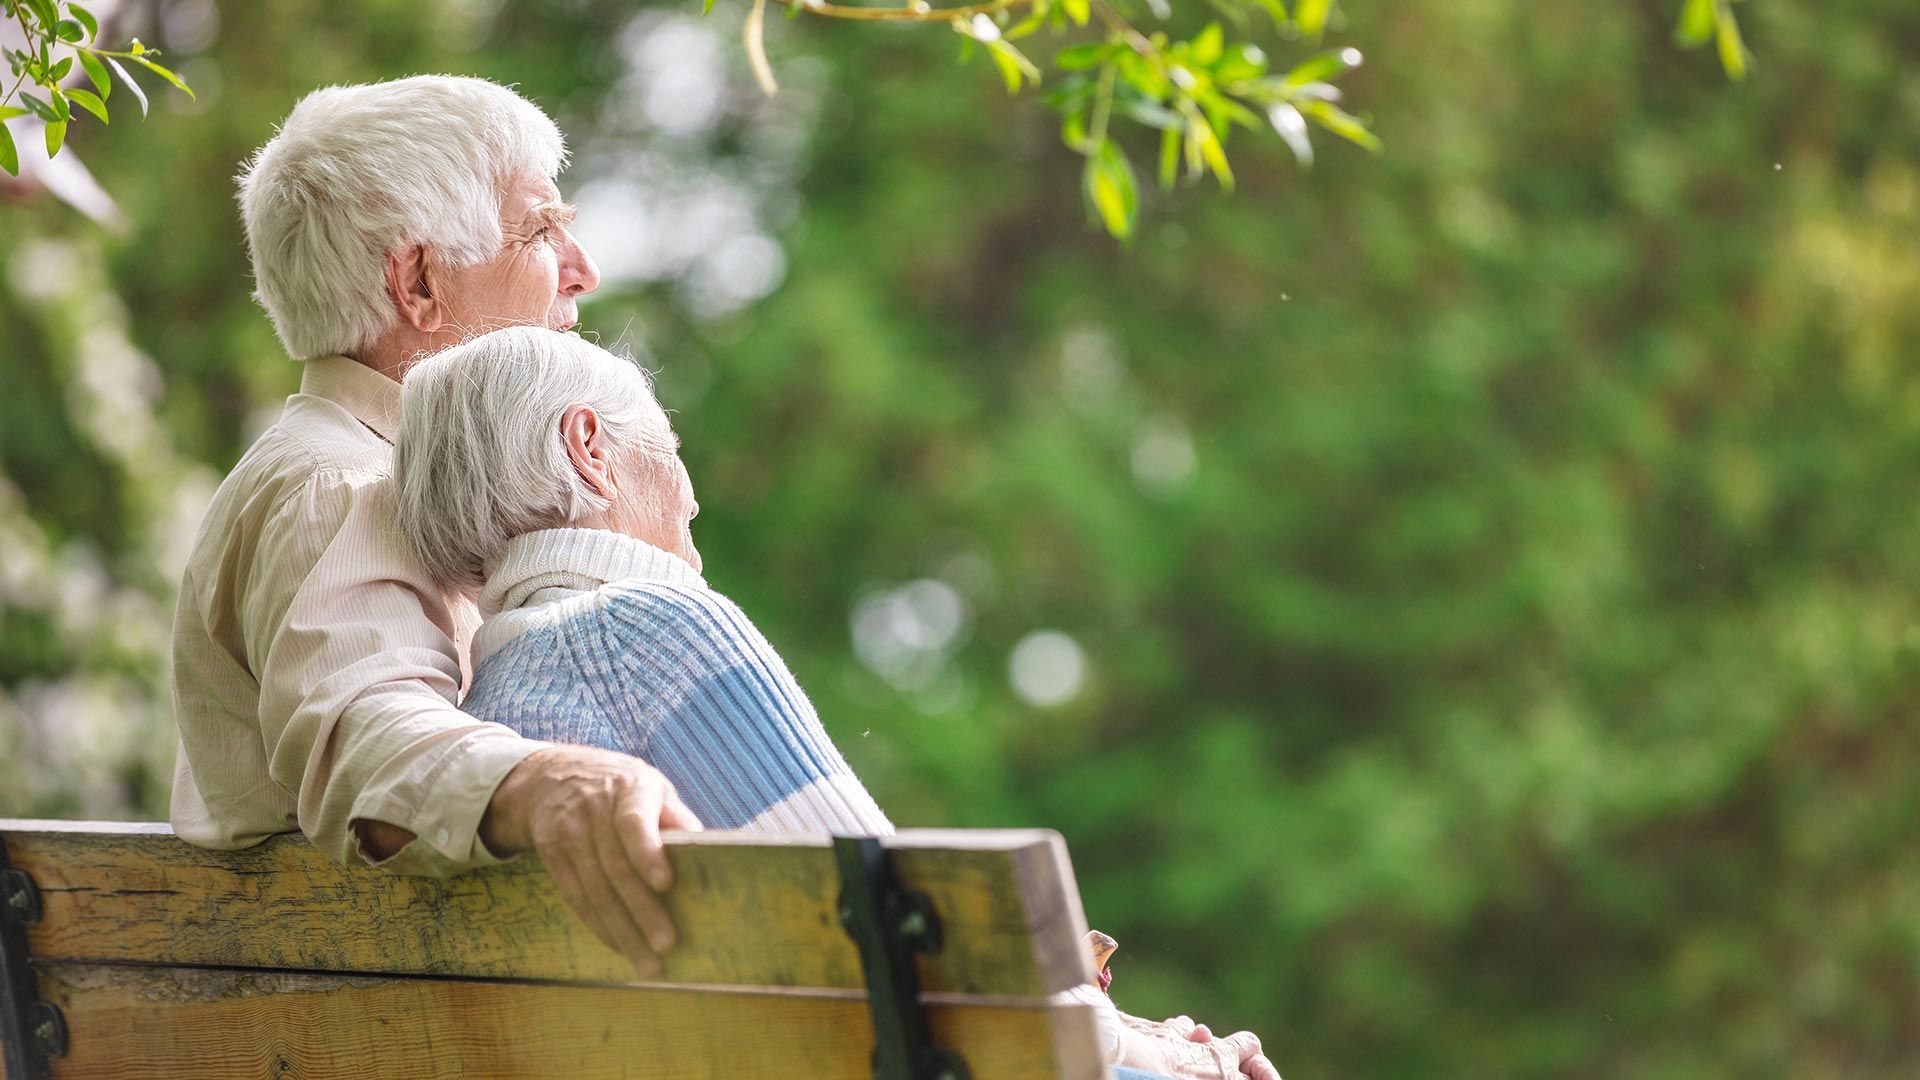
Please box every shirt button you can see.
[435,828,451,847]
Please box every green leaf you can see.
[23,0,58,31]
[126,54,194,100]
[703,0,717,13]
[1713,2,1748,80]
[1195,120,1234,190]
[1214,43,1269,84]
[44,117,64,157]
[1675,0,1715,45]
[1300,98,1382,152]
[0,106,27,121]
[1084,138,1138,239]
[1190,22,1224,66]
[988,44,1023,93]
[69,3,99,41]
[1158,126,1179,189]
[1268,101,1313,166]
[0,123,16,177]
[47,87,69,122]
[1283,47,1363,89]
[1060,0,1090,26]
[1295,0,1331,39]
[1005,2,1048,38]
[1061,106,1089,152]
[987,39,1040,94]
[78,49,108,99]
[106,56,148,117]
[55,18,83,43]
[65,86,106,124]
[1054,43,1112,71]
[18,90,58,122]
[49,55,72,82]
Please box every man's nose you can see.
[560,231,601,297]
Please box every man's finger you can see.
[1218,1031,1263,1062]
[662,787,703,832]
[595,813,677,958]
[1161,1015,1196,1038]
[1187,1023,1214,1043]
[544,847,627,971]
[1243,1053,1282,1080]
[614,776,675,892]
[566,845,662,978]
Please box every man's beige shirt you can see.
[170,354,548,876]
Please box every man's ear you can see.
[384,244,448,333]
[560,404,617,500]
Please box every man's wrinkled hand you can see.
[481,744,703,977]
[1173,1021,1278,1080]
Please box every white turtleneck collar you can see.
[478,528,705,619]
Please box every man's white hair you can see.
[394,326,677,592]
[238,75,568,360]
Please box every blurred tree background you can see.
[3,0,1918,1074]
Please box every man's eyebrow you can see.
[529,201,579,228]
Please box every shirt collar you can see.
[299,354,402,444]
[479,528,706,618]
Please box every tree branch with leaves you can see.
[720,0,1751,240]
[0,0,193,177]
[2,0,1749,241]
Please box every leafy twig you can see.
[0,0,193,177]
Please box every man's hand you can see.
[479,745,703,977]
[1092,935,1280,1080]
[1166,1018,1279,1080]
[1122,1014,1280,1080]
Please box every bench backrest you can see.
[0,820,1104,1079]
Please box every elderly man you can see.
[168,75,692,976]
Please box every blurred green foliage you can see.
[2,0,1918,1075]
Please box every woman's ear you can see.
[384,244,448,333]
[560,404,617,500]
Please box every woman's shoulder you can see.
[595,578,781,659]
[599,577,754,631]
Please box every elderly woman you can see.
[394,325,890,834]
[392,327,1279,1080]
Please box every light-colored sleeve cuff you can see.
[354,731,553,876]
[1063,985,1127,1063]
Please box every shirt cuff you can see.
[354,729,552,875]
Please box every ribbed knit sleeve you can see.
[588,583,894,836]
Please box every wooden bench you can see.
[0,820,1108,1079]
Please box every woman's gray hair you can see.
[394,326,676,592]
[237,75,567,360]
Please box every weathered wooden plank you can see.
[0,822,1094,997]
[20,963,1107,1080]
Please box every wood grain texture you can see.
[25,963,1109,1080]
[0,822,1095,997]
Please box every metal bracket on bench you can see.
[2,839,65,1080]
[834,836,969,1080]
